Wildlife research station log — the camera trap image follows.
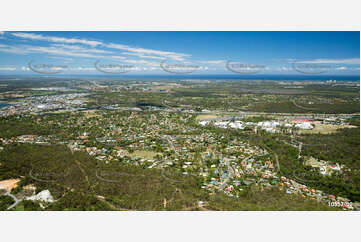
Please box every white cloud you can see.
[0,43,106,58]
[122,52,167,60]
[0,66,16,71]
[124,59,159,67]
[200,60,225,65]
[10,32,191,62]
[12,32,102,47]
[109,56,127,60]
[49,56,74,62]
[26,46,103,58]
[21,66,30,71]
[336,66,348,70]
[105,43,190,61]
[51,44,113,54]
[0,44,31,54]
[277,66,290,71]
[69,67,96,71]
[296,58,360,65]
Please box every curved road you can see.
[1,188,22,210]
[292,99,317,111]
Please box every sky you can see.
[0,31,359,75]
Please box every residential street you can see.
[218,158,234,190]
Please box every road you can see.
[155,102,358,117]
[274,153,280,172]
[218,158,234,190]
[292,99,317,111]
[1,188,22,210]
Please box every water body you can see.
[104,74,360,82]
[0,74,359,81]
[0,103,11,109]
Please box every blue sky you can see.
[0,31,359,75]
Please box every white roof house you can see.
[26,190,54,203]
[257,121,280,128]
[295,122,313,130]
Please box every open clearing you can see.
[298,123,358,134]
[196,114,218,120]
[129,150,161,159]
[82,110,101,118]
[0,178,20,191]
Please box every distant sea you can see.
[0,103,11,109]
[0,74,359,82]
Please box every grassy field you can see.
[81,110,101,118]
[297,123,358,134]
[129,150,161,159]
[196,114,218,120]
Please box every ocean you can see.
[0,103,11,109]
[0,74,359,82]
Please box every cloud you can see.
[25,46,103,58]
[21,66,30,71]
[49,56,74,62]
[277,66,291,71]
[11,32,191,61]
[200,60,225,65]
[105,43,190,61]
[0,44,31,54]
[109,56,127,60]
[296,58,360,65]
[11,32,102,47]
[122,52,167,60]
[0,43,112,59]
[0,66,17,71]
[69,67,96,71]
[124,59,159,67]
[336,66,348,70]
[51,44,113,54]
